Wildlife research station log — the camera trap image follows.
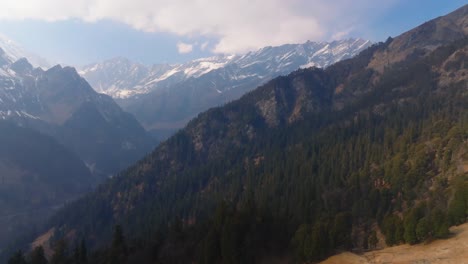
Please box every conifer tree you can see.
[29,246,48,264]
[108,225,128,264]
[50,239,68,264]
[8,250,27,264]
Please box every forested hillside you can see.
[0,121,94,254]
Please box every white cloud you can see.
[0,0,399,53]
[177,42,193,54]
[331,28,355,40]
[200,41,209,51]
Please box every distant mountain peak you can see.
[10,58,33,74]
[80,38,371,100]
[0,33,51,69]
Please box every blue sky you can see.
[0,19,214,65]
[0,0,465,66]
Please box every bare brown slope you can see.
[321,223,468,264]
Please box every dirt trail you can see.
[321,223,468,264]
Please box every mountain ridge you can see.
[80,38,371,99]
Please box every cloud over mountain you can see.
[177,42,193,54]
[0,0,397,53]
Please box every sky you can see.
[0,0,465,66]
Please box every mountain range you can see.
[80,39,371,139]
[13,4,466,264]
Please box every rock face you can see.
[80,39,372,138]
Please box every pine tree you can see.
[108,225,128,264]
[416,217,430,241]
[368,231,378,249]
[79,240,87,264]
[404,212,418,244]
[29,246,48,264]
[50,239,68,264]
[72,240,87,264]
[448,181,467,225]
[8,250,27,264]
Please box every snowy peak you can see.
[177,55,234,78]
[80,39,372,99]
[79,54,238,99]
[0,47,12,64]
[79,57,151,98]
[235,38,371,70]
[0,34,51,69]
[79,56,147,76]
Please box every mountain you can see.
[80,39,371,139]
[0,52,154,177]
[0,34,50,69]
[79,57,152,98]
[0,121,94,252]
[7,4,468,264]
[0,39,155,255]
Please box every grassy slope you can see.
[321,223,468,264]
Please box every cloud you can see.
[177,42,193,54]
[0,0,399,54]
[331,28,355,40]
[200,41,209,51]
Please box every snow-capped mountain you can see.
[81,39,371,99]
[79,57,152,98]
[0,55,153,176]
[80,38,372,139]
[79,55,236,99]
[0,34,50,69]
